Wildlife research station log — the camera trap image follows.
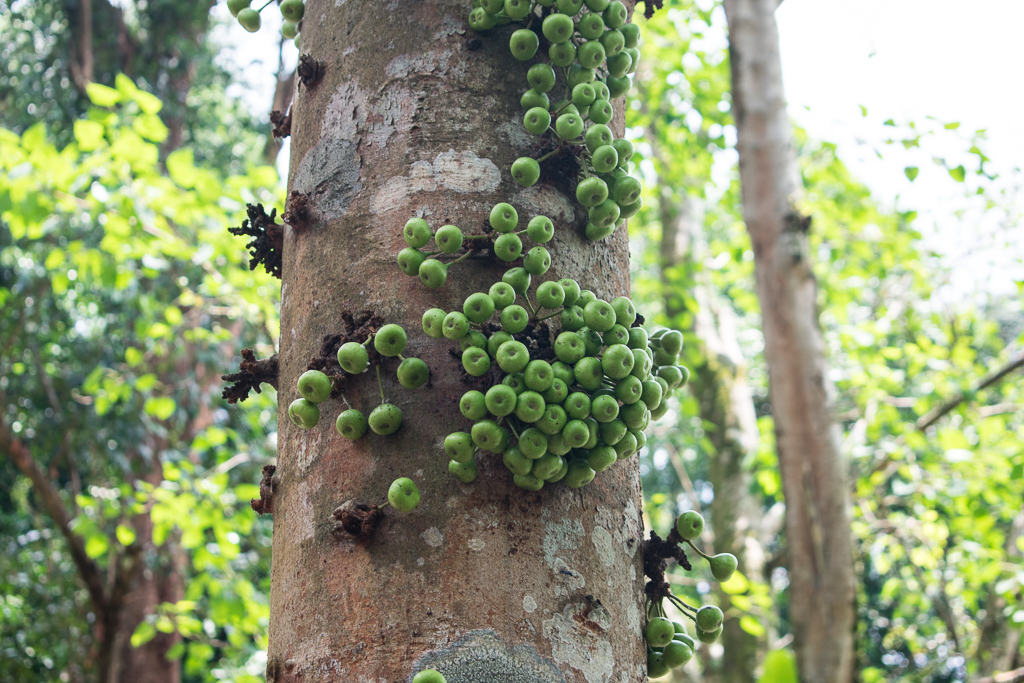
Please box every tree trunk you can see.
[268,2,646,681]
[659,194,762,683]
[722,1,856,681]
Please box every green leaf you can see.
[131,621,157,647]
[758,649,798,683]
[116,524,137,546]
[166,148,199,188]
[74,120,105,151]
[949,165,966,182]
[84,533,109,559]
[904,166,919,181]
[86,83,123,108]
[144,396,177,420]
[944,121,960,130]
[739,615,766,637]
[125,347,143,365]
[133,113,169,143]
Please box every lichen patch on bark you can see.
[542,603,616,683]
[369,150,500,214]
[409,629,565,683]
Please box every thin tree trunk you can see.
[660,194,762,683]
[722,1,856,681]
[268,2,645,681]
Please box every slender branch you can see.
[0,419,108,617]
[976,665,1024,683]
[916,349,1024,430]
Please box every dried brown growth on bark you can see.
[641,0,664,19]
[330,500,384,539]
[250,465,278,515]
[304,310,385,399]
[228,203,284,278]
[297,53,322,87]
[270,109,292,138]
[222,349,280,404]
[282,190,311,227]
[642,528,692,602]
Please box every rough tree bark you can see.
[722,0,857,681]
[659,194,763,683]
[268,1,647,681]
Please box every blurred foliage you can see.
[0,76,281,682]
[0,0,268,172]
[629,2,1023,682]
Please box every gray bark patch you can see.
[409,629,565,683]
[294,137,362,220]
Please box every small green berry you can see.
[536,281,565,309]
[337,341,369,374]
[368,403,403,435]
[281,20,298,39]
[599,27,625,56]
[645,617,675,648]
[619,21,640,48]
[589,99,613,124]
[527,63,556,93]
[280,0,304,20]
[577,40,606,69]
[468,6,497,31]
[695,605,724,632]
[404,217,432,248]
[509,28,539,60]
[502,267,531,295]
[541,13,574,43]
[564,459,595,488]
[511,157,541,187]
[577,12,605,40]
[548,41,577,67]
[555,112,584,140]
[500,304,529,334]
[412,669,446,683]
[398,247,426,276]
[488,281,516,309]
[374,323,407,356]
[584,124,613,152]
[335,409,367,439]
[496,340,530,373]
[592,145,619,173]
[603,0,627,28]
[526,215,554,243]
[576,176,609,207]
[422,308,447,338]
[387,477,420,512]
[463,292,496,324]
[524,107,552,135]
[397,357,429,389]
[697,625,723,644]
[709,553,739,582]
[435,224,464,254]
[485,384,518,417]
[296,369,332,403]
[521,88,550,110]
[460,390,487,420]
[444,432,476,463]
[462,347,491,376]
[523,246,551,276]
[675,510,705,540]
[288,398,319,429]
[504,0,531,19]
[237,8,261,32]
[227,0,250,16]
[489,202,519,233]
[494,233,523,261]
[449,458,478,483]
[418,259,448,289]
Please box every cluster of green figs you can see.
[470,0,644,241]
[645,510,739,678]
[286,323,429,439]
[420,259,689,489]
[398,204,555,290]
[228,0,304,46]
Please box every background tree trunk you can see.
[268,1,647,681]
[722,0,857,681]
[659,193,762,683]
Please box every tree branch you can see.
[916,349,1024,430]
[0,418,109,617]
[977,667,1024,683]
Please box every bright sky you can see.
[217,0,1023,298]
[776,0,1024,298]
